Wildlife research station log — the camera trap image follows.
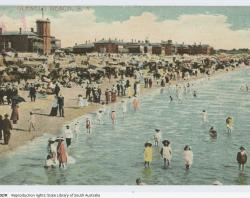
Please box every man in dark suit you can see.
[2,114,13,145]
[29,84,37,102]
[58,95,64,117]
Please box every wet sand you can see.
[0,65,246,155]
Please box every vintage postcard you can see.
[0,5,249,186]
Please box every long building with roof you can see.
[0,18,61,54]
[73,39,214,55]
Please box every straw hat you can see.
[56,137,64,141]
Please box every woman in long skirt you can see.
[10,104,19,124]
[50,96,58,116]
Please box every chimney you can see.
[75,43,77,46]
[0,28,2,35]
[85,40,87,44]
[19,28,22,34]
[31,28,34,32]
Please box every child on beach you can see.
[160,140,172,168]
[153,129,161,147]
[28,112,36,132]
[144,141,153,168]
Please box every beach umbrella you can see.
[12,95,26,103]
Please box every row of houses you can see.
[0,18,61,55]
[73,39,214,55]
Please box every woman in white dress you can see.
[78,94,84,108]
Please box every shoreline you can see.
[0,64,248,156]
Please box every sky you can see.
[0,6,250,49]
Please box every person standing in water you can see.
[144,141,153,168]
[169,95,173,102]
[111,111,116,127]
[64,125,73,148]
[96,110,103,124]
[160,140,172,168]
[153,129,161,147]
[237,146,247,171]
[56,137,67,168]
[132,96,140,111]
[226,116,233,133]
[202,110,208,122]
[183,145,193,169]
[209,126,217,138]
[193,90,197,97]
[121,100,127,120]
[86,118,91,133]
[73,122,80,139]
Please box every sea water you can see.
[0,68,250,185]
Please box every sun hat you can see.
[56,137,64,141]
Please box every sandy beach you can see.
[0,63,246,156]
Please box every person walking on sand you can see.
[77,94,84,108]
[2,114,13,145]
[58,94,64,117]
[0,115,3,141]
[127,86,132,98]
[64,125,73,148]
[183,145,193,170]
[54,84,60,97]
[28,112,36,132]
[29,84,37,102]
[237,146,247,171]
[160,140,172,168]
[50,96,58,116]
[56,137,67,168]
[10,103,19,124]
[111,110,116,127]
[144,141,153,168]
[153,129,161,147]
[86,118,91,133]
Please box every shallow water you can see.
[0,68,250,185]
